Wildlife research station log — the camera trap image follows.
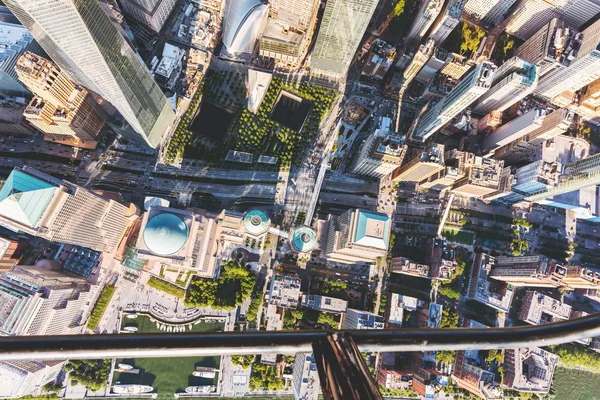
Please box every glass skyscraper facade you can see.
[4,0,174,148]
[310,0,378,77]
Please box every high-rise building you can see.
[410,61,496,142]
[502,160,561,203]
[404,0,443,48]
[519,291,573,325]
[342,308,384,329]
[494,108,573,163]
[292,353,320,400]
[427,0,466,45]
[0,264,91,336]
[4,0,175,148]
[0,167,139,253]
[259,0,319,69]
[0,360,65,399]
[325,209,391,264]
[0,95,35,135]
[0,235,24,269]
[463,0,517,25]
[472,57,538,116]
[352,133,407,179]
[515,18,579,78]
[414,47,452,83]
[391,143,445,183]
[451,157,511,199]
[16,52,104,148]
[482,108,545,153]
[534,18,600,100]
[551,77,600,120]
[310,0,378,78]
[504,347,559,394]
[506,0,600,41]
[0,18,42,97]
[118,0,177,33]
[221,0,269,61]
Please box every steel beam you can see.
[0,313,598,361]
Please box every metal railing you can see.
[1,312,599,361]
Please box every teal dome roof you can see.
[290,226,317,253]
[143,213,189,256]
[243,210,269,235]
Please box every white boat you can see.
[126,314,138,319]
[123,326,138,332]
[185,386,216,394]
[192,371,216,378]
[117,363,133,370]
[112,384,153,394]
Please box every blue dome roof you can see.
[290,226,317,253]
[243,210,269,235]
[143,213,189,256]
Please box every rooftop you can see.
[301,294,347,314]
[142,212,189,256]
[353,210,391,250]
[243,209,269,236]
[268,274,301,309]
[290,225,317,253]
[519,291,572,325]
[0,169,57,228]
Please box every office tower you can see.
[405,0,443,47]
[439,52,471,80]
[391,143,445,183]
[463,0,517,25]
[310,0,378,78]
[482,108,545,153]
[504,160,561,202]
[0,167,139,253]
[400,40,435,91]
[0,18,42,97]
[342,308,384,329]
[427,0,466,45]
[534,18,600,100]
[4,0,175,148]
[451,157,510,199]
[269,0,317,28]
[0,265,91,336]
[410,61,496,142]
[506,0,569,40]
[472,57,538,116]
[15,53,104,148]
[325,209,391,264]
[0,235,24,269]
[515,18,579,78]
[551,77,600,120]
[414,47,452,83]
[494,108,573,163]
[0,95,35,135]
[361,40,396,80]
[0,360,65,399]
[525,153,600,202]
[118,0,177,33]
[503,348,558,394]
[352,132,406,179]
[259,0,319,69]
[292,353,320,400]
[221,0,269,61]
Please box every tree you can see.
[437,350,456,365]
[460,23,485,54]
[439,308,459,328]
[64,359,110,392]
[317,312,339,327]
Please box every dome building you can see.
[243,209,270,238]
[136,206,207,270]
[289,225,317,253]
[221,0,269,61]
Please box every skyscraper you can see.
[16,52,104,148]
[405,0,443,48]
[391,143,445,183]
[0,167,139,253]
[482,108,545,153]
[534,18,600,100]
[463,0,517,25]
[352,133,406,179]
[410,61,496,142]
[427,0,466,45]
[118,0,177,33]
[472,57,538,116]
[4,0,175,148]
[310,0,378,78]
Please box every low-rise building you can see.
[0,360,65,399]
[301,294,347,314]
[0,235,25,270]
[519,291,572,325]
[152,43,185,91]
[292,353,320,400]
[268,274,301,309]
[387,293,418,327]
[342,308,384,329]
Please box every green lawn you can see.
[114,356,220,396]
[442,228,475,245]
[553,367,600,400]
[122,315,224,333]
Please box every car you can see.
[9,149,14,152]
